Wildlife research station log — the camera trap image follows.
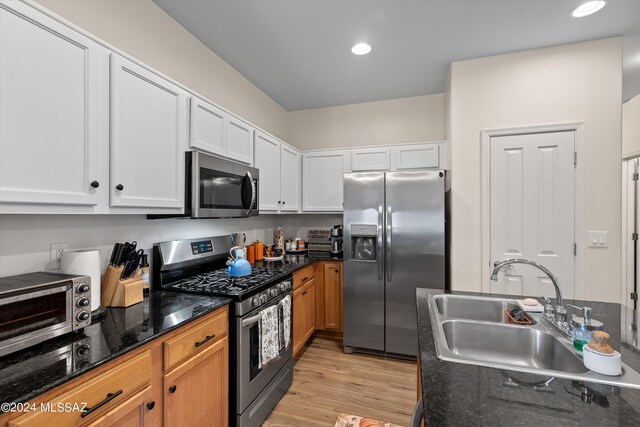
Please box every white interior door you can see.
[490,131,575,298]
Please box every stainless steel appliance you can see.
[0,272,92,357]
[149,151,258,219]
[152,235,292,427]
[343,171,446,357]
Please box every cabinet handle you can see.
[169,385,177,394]
[90,181,100,188]
[81,389,123,418]
[302,291,307,295]
[115,184,124,191]
[335,270,339,273]
[277,200,281,204]
[146,401,156,411]
[195,334,215,348]
[302,276,310,282]
[282,201,286,205]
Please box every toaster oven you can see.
[0,272,91,357]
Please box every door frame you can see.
[621,156,639,308]
[480,122,586,299]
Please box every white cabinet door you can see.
[110,55,186,209]
[302,150,350,212]
[0,2,108,208]
[226,116,254,165]
[189,96,226,157]
[280,144,300,212]
[254,131,280,211]
[351,147,390,171]
[390,143,439,170]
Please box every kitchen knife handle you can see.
[386,205,392,281]
[377,205,383,280]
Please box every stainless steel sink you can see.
[434,294,535,324]
[428,293,640,389]
[441,320,587,373]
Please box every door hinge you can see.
[633,173,639,181]
[632,233,639,241]
[574,152,577,167]
[631,292,638,301]
[574,243,577,256]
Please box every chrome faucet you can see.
[490,259,569,335]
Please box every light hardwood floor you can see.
[263,336,417,426]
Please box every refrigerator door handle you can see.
[386,205,392,281]
[377,205,383,280]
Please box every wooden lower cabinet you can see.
[86,386,153,427]
[322,262,342,331]
[293,279,315,356]
[0,305,229,427]
[164,336,228,427]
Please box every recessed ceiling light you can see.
[351,43,372,55]
[572,1,606,18]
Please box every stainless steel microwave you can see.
[0,272,92,357]
[150,151,259,219]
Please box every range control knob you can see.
[259,294,267,304]
[277,284,284,292]
[76,298,90,308]
[76,284,90,293]
[252,297,260,307]
[285,281,292,290]
[269,289,278,298]
[76,344,91,357]
[76,311,90,322]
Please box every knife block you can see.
[101,265,124,306]
[109,277,143,308]
[101,266,143,307]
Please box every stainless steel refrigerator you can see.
[343,170,446,356]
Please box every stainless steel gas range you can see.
[152,235,293,427]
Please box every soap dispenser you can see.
[569,304,603,352]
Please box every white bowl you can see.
[583,345,622,376]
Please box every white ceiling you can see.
[153,0,640,111]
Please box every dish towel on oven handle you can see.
[278,295,291,350]
[258,304,280,369]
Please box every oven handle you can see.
[244,171,256,216]
[241,313,262,328]
[0,284,71,306]
[241,291,291,328]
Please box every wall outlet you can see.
[50,242,68,270]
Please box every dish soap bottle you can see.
[570,305,603,352]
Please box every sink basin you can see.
[442,320,588,373]
[434,294,532,323]
[427,293,640,389]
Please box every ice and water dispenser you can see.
[349,224,377,262]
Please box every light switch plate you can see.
[588,231,608,248]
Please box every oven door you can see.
[0,284,73,357]
[236,291,292,413]
[192,151,259,218]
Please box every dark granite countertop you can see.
[251,253,343,278]
[416,288,640,426]
[0,291,230,407]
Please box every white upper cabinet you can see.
[189,97,226,157]
[0,2,108,211]
[280,144,301,212]
[254,131,281,211]
[189,96,254,165]
[110,54,186,210]
[254,132,300,213]
[226,116,254,165]
[390,143,442,170]
[302,150,351,212]
[351,147,391,171]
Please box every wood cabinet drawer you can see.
[8,351,151,427]
[293,264,315,290]
[164,307,228,370]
